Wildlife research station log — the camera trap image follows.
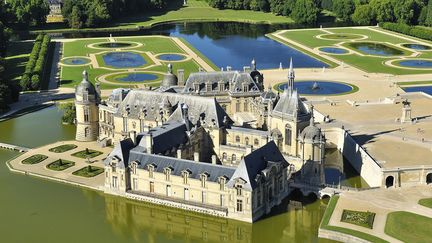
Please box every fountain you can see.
[312,82,320,90]
[102,52,146,68]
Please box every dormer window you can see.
[182,169,191,184]
[131,161,138,175]
[218,176,227,191]
[200,172,209,188]
[147,163,156,178]
[236,185,243,196]
[164,167,173,181]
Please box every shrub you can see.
[381,22,432,41]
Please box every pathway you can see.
[47,42,62,90]
[171,37,215,72]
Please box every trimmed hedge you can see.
[20,34,51,91]
[381,22,432,41]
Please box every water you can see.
[0,106,362,242]
[403,86,432,95]
[398,60,432,68]
[117,73,159,82]
[402,43,432,50]
[277,81,353,95]
[102,52,146,68]
[348,42,404,56]
[319,47,348,54]
[63,57,90,65]
[157,54,186,61]
[97,42,133,48]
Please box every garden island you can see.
[1,0,432,242]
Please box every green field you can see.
[60,36,216,89]
[32,0,293,34]
[385,211,432,243]
[419,198,432,208]
[273,27,432,75]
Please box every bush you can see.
[381,22,432,41]
[31,74,40,90]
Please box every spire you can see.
[82,70,89,82]
[288,58,295,91]
[251,58,256,70]
[167,63,173,74]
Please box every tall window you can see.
[132,178,138,190]
[236,102,240,112]
[245,137,249,146]
[84,108,89,122]
[219,177,226,191]
[123,117,128,132]
[232,154,236,162]
[236,199,243,212]
[220,194,225,207]
[202,191,206,203]
[166,185,171,196]
[201,174,207,188]
[236,185,242,196]
[112,176,118,188]
[148,164,155,178]
[235,136,240,143]
[222,152,227,161]
[182,171,189,184]
[149,182,154,193]
[165,168,171,181]
[184,188,189,200]
[254,138,259,146]
[285,124,292,146]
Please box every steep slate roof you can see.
[129,152,236,182]
[114,90,230,128]
[227,141,288,190]
[181,71,261,95]
[104,138,135,168]
[272,89,310,120]
[133,122,189,154]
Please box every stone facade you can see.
[75,71,99,142]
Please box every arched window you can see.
[254,138,259,146]
[222,152,227,161]
[232,154,236,162]
[285,124,292,146]
[245,137,249,146]
[235,136,240,143]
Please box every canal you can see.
[0,106,366,242]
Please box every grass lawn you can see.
[60,36,208,89]
[47,159,75,171]
[275,26,432,75]
[341,210,375,229]
[71,149,103,159]
[48,144,77,153]
[72,165,104,177]
[396,81,432,86]
[31,0,293,34]
[320,196,388,243]
[418,198,432,208]
[385,211,432,243]
[22,154,48,165]
[4,41,35,84]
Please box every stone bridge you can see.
[289,181,378,199]
[0,142,30,152]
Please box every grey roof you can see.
[129,152,236,182]
[75,70,97,96]
[104,138,135,168]
[134,122,189,154]
[227,141,288,190]
[115,90,230,128]
[161,73,178,87]
[228,126,269,136]
[272,89,310,120]
[181,71,261,95]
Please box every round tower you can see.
[161,63,178,88]
[75,70,99,141]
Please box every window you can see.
[245,137,249,146]
[220,194,225,207]
[236,185,242,196]
[222,152,227,161]
[235,136,240,143]
[83,92,88,101]
[232,154,236,162]
[123,117,128,132]
[200,173,208,188]
[133,178,138,190]
[112,176,118,188]
[112,164,116,173]
[285,124,292,146]
[254,139,259,146]
[164,167,171,181]
[183,172,189,184]
[132,162,137,175]
[236,102,240,112]
[166,185,171,196]
[219,177,226,191]
[84,108,89,122]
[236,199,243,212]
[84,127,90,138]
[202,191,206,203]
[148,164,155,178]
[149,182,154,193]
[184,188,189,200]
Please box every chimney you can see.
[194,152,200,162]
[177,149,182,159]
[177,69,185,86]
[211,155,217,165]
[226,66,232,71]
[145,133,153,154]
[129,131,137,145]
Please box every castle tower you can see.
[75,70,99,141]
[288,58,295,91]
[298,106,325,185]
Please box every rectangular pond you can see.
[403,85,432,95]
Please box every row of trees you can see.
[62,0,169,28]
[382,22,432,41]
[207,0,432,26]
[2,0,49,27]
[21,35,51,91]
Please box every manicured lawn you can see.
[48,144,77,153]
[71,149,103,159]
[385,211,432,243]
[341,210,375,229]
[60,36,207,89]
[419,198,432,208]
[396,81,432,86]
[320,196,388,243]
[22,154,48,165]
[31,0,293,34]
[72,165,104,177]
[4,41,35,83]
[47,159,75,171]
[276,26,432,75]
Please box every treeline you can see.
[62,0,169,28]
[206,0,432,26]
[382,22,432,41]
[2,0,49,27]
[21,35,51,91]
[0,21,17,112]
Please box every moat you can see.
[0,106,365,242]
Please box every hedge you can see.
[381,22,432,41]
[20,34,51,91]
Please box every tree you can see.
[0,83,10,111]
[333,0,355,22]
[257,0,270,12]
[291,0,320,24]
[352,4,374,25]
[393,0,423,25]
[250,0,260,10]
[70,6,83,29]
[426,0,432,26]
[31,75,40,90]
[321,0,333,10]
[270,0,285,15]
[59,103,76,124]
[369,0,395,23]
